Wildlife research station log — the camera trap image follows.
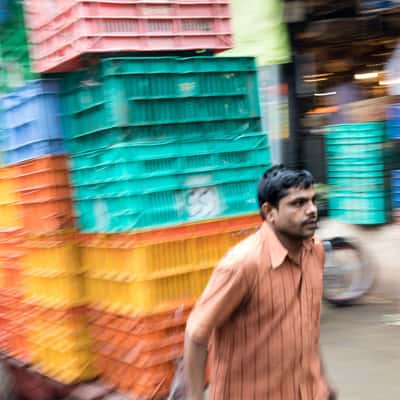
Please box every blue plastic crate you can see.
[3,139,65,164]
[0,80,63,155]
[387,124,400,140]
[0,0,9,24]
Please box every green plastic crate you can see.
[75,178,264,233]
[327,175,391,190]
[326,122,386,139]
[67,124,265,155]
[71,146,270,186]
[329,208,391,225]
[61,57,261,139]
[325,136,384,145]
[326,142,385,156]
[74,165,268,199]
[328,193,392,211]
[70,131,269,169]
[0,1,37,93]
[327,165,387,176]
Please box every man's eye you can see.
[294,200,304,207]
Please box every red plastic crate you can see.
[25,0,233,73]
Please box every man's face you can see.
[268,186,318,240]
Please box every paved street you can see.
[321,303,400,400]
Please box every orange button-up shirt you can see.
[186,222,329,400]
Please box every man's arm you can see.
[316,239,337,399]
[183,332,208,400]
[184,258,249,399]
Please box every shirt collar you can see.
[260,222,315,269]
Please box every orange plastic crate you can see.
[13,155,71,191]
[19,186,72,203]
[20,198,75,233]
[0,166,19,204]
[0,229,25,253]
[80,213,260,279]
[0,265,23,291]
[88,305,191,398]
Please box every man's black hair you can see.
[257,165,314,220]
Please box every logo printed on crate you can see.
[94,199,110,231]
[142,5,171,16]
[186,186,221,219]
[177,79,198,97]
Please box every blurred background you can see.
[0,0,399,399]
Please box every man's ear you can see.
[261,202,275,223]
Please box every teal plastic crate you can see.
[75,178,263,232]
[74,165,268,199]
[327,175,391,190]
[326,122,386,139]
[71,146,270,186]
[0,1,37,93]
[328,193,392,211]
[68,124,266,155]
[327,166,387,176]
[61,57,261,139]
[329,208,390,225]
[326,142,385,156]
[325,135,384,145]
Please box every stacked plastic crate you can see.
[0,165,29,362]
[0,2,96,384]
[326,122,393,225]
[24,1,270,398]
[0,0,32,364]
[65,57,268,398]
[388,104,400,223]
[0,0,37,94]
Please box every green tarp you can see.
[223,0,291,66]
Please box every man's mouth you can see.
[303,219,318,227]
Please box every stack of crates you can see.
[0,0,37,94]
[23,235,97,384]
[0,165,28,361]
[64,57,268,398]
[0,4,96,383]
[326,122,393,224]
[23,0,233,73]
[388,104,400,223]
[20,0,270,397]
[80,216,260,397]
[63,57,269,232]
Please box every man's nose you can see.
[306,201,317,216]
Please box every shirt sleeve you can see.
[186,260,249,344]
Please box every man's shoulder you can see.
[218,229,263,272]
[312,236,325,263]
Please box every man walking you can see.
[184,165,335,400]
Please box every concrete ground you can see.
[321,303,400,400]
